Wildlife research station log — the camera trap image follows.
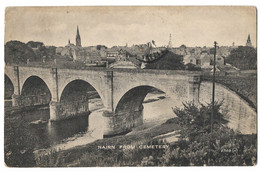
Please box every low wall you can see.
[199,82,257,134]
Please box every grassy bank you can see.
[35,118,181,167]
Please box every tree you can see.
[26,41,44,48]
[226,46,257,70]
[5,40,38,64]
[36,46,57,60]
[96,45,107,50]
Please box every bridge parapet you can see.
[5,64,202,75]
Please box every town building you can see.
[183,51,225,69]
[105,49,128,61]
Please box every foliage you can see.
[96,45,107,50]
[145,50,185,70]
[5,40,38,64]
[26,41,44,48]
[179,44,187,49]
[226,46,257,70]
[37,46,57,59]
[5,41,58,65]
[173,101,228,141]
[185,63,201,71]
[156,102,257,166]
[158,128,257,166]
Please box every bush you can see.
[173,101,228,141]
[158,128,257,166]
[157,102,257,166]
[185,63,201,71]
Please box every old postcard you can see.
[4,6,257,167]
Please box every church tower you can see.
[76,25,81,47]
[167,33,172,48]
[246,34,252,47]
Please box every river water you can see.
[4,92,256,166]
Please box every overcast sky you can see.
[5,6,256,48]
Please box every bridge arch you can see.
[113,80,187,111]
[4,68,16,89]
[21,76,52,106]
[111,84,182,135]
[4,74,14,99]
[59,79,104,106]
[59,77,105,106]
[115,85,165,114]
[20,74,53,98]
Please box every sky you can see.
[4,6,257,48]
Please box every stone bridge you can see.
[5,65,256,136]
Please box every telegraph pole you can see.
[209,41,217,165]
[211,41,217,133]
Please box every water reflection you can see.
[46,115,89,145]
[4,108,90,166]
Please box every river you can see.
[4,92,256,166]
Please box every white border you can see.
[0,0,259,172]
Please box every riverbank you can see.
[34,118,181,167]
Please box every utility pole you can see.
[211,41,217,133]
[209,41,217,165]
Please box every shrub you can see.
[173,101,228,141]
[157,102,257,166]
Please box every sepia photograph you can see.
[3,6,257,167]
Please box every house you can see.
[200,53,211,68]
[183,54,197,65]
[105,49,119,59]
[72,49,102,64]
[105,49,127,60]
[183,51,225,69]
[210,54,225,66]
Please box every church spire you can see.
[76,25,81,47]
[246,34,252,47]
[167,33,172,48]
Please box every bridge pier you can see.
[102,105,144,137]
[49,99,90,121]
[12,94,21,106]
